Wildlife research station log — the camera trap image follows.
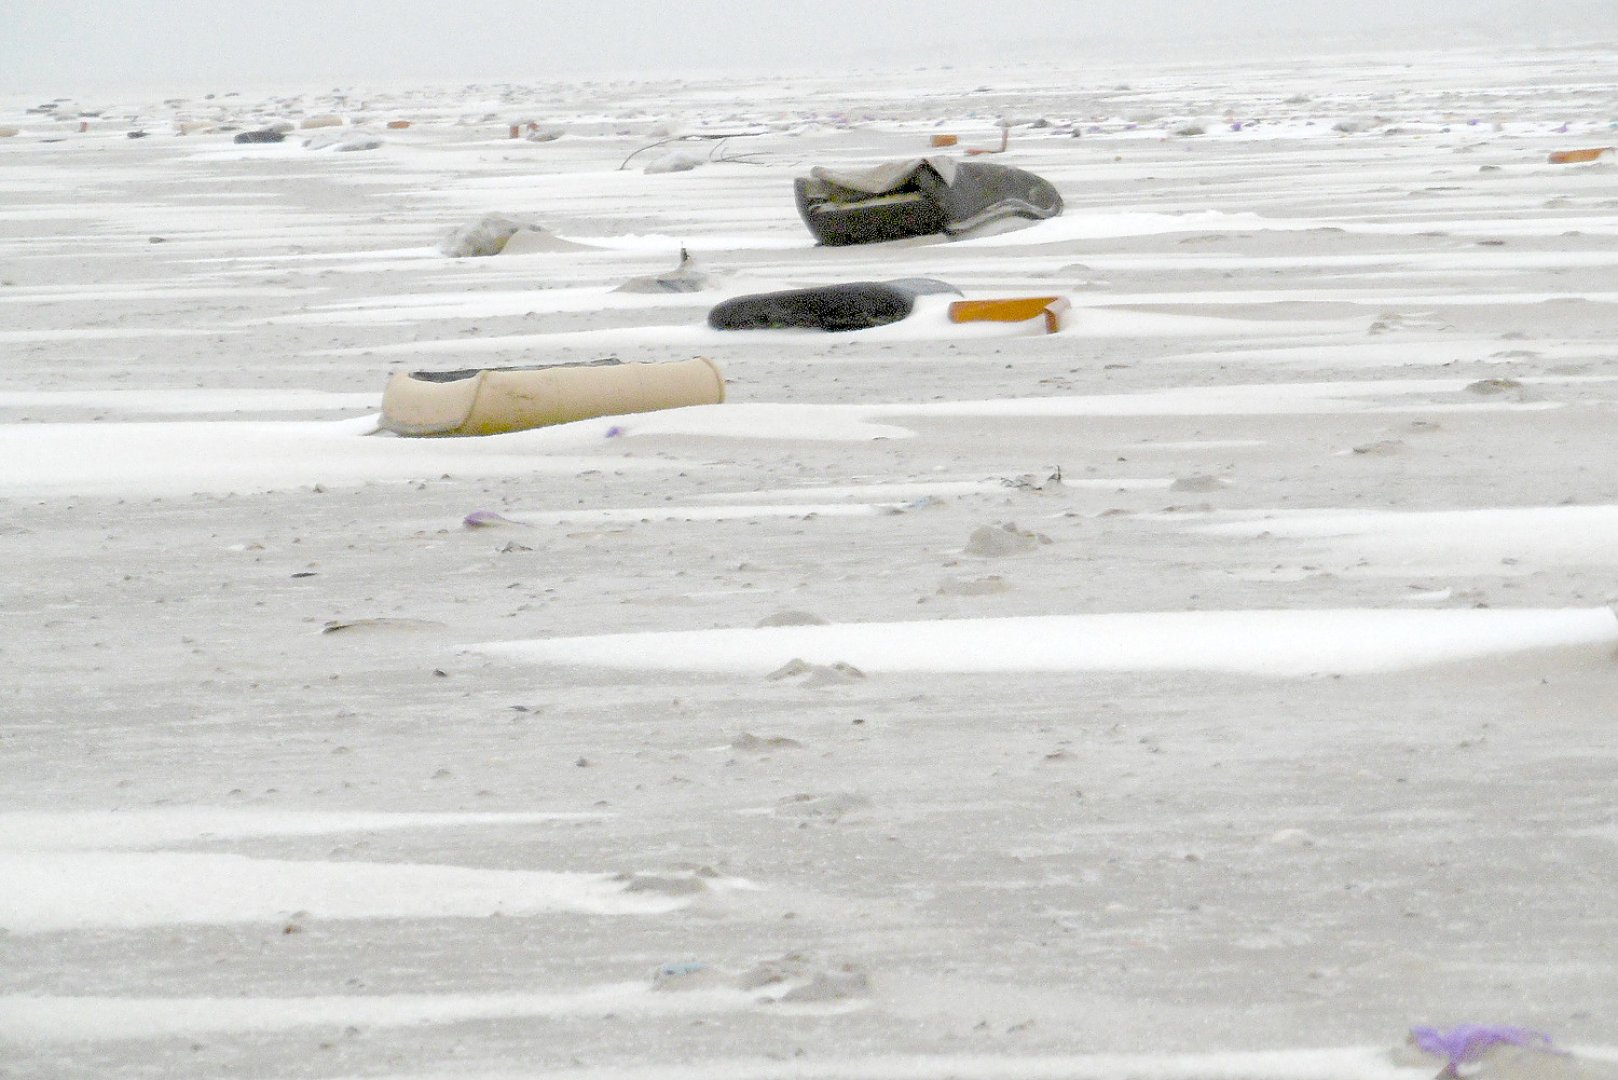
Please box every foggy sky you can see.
[5,0,1616,96]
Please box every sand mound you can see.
[439,215,584,257]
[614,249,716,293]
[964,522,1050,557]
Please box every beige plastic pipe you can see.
[380,356,725,437]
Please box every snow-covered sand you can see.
[4,45,1618,1079]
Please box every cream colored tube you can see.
[380,357,725,437]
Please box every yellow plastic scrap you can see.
[948,296,1070,334]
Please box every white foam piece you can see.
[0,851,702,933]
[0,986,776,1043]
[468,608,1618,678]
[0,809,606,853]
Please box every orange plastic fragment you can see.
[930,133,958,148]
[948,296,1070,334]
[1547,147,1614,164]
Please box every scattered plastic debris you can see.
[1409,1024,1559,1077]
[948,295,1069,334]
[1547,147,1613,164]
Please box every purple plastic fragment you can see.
[604,425,624,438]
[462,510,524,528]
[1410,1025,1558,1076]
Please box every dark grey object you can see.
[708,278,959,332]
[794,158,1061,246]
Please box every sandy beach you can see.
[3,43,1617,1079]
